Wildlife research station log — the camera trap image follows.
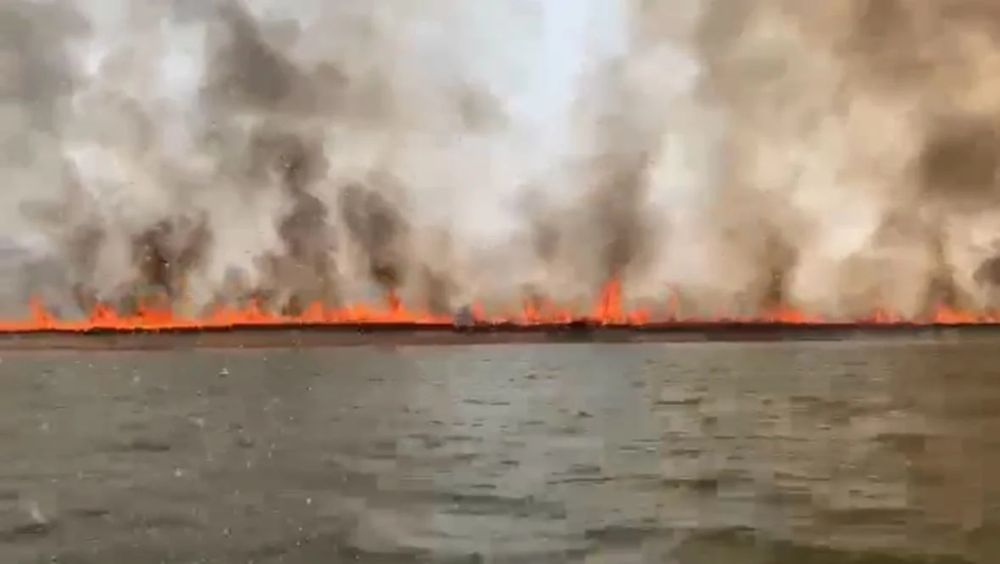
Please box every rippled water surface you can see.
[0,337,998,563]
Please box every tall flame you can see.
[2,281,998,334]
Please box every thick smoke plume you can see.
[4,0,1000,320]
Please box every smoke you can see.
[4,0,1000,320]
[651,0,1000,318]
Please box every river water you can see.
[0,336,996,563]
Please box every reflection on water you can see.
[0,338,996,562]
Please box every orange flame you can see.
[2,281,998,334]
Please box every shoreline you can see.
[0,321,994,350]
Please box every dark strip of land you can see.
[0,321,993,350]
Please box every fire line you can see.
[2,281,998,335]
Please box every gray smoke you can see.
[642,0,1000,318]
[5,0,1000,321]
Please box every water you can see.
[0,337,996,563]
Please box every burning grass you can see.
[6,280,1000,335]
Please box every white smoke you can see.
[3,0,1000,321]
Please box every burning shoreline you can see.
[5,279,1000,336]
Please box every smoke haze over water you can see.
[4,0,1000,320]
